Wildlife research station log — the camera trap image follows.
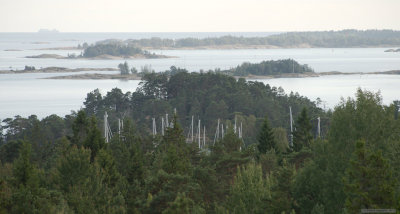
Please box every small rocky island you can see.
[384,48,400,52]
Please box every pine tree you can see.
[71,110,89,146]
[83,116,105,162]
[257,115,276,154]
[161,114,190,175]
[344,140,397,213]
[270,159,295,213]
[293,107,312,152]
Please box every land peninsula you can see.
[26,42,173,60]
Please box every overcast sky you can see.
[0,0,399,32]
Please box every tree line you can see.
[94,30,400,49]
[118,59,313,76]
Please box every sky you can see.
[0,0,399,32]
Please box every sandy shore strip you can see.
[0,67,118,74]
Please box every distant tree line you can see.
[94,30,400,49]
[82,43,149,58]
[117,59,313,76]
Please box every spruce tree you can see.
[83,116,105,162]
[344,140,397,213]
[257,115,275,154]
[293,107,312,152]
[71,110,89,146]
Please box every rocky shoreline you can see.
[25,53,175,60]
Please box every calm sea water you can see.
[0,33,399,119]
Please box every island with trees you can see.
[45,59,319,80]
[1,69,399,213]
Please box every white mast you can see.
[203,126,206,148]
[221,124,224,137]
[104,112,112,143]
[161,117,165,136]
[214,119,220,145]
[289,106,294,148]
[104,112,108,143]
[198,119,201,149]
[239,122,243,138]
[318,117,321,138]
[166,113,169,128]
[234,116,237,134]
[152,118,157,136]
[118,119,121,136]
[191,116,194,142]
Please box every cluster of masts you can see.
[186,116,206,149]
[104,112,126,143]
[104,107,321,147]
[104,112,112,143]
[151,113,244,150]
[213,117,243,144]
[152,113,174,136]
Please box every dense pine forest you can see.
[1,70,400,213]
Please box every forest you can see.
[82,43,152,58]
[99,30,400,49]
[224,59,314,76]
[1,69,400,213]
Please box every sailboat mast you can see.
[317,117,321,138]
[289,106,293,148]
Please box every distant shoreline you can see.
[38,70,400,80]
[0,67,118,74]
[30,44,400,52]
[25,53,175,60]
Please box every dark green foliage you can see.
[83,89,103,116]
[160,115,191,175]
[293,107,313,152]
[344,140,397,213]
[71,110,88,146]
[12,141,35,187]
[269,159,295,214]
[257,115,276,154]
[228,59,314,76]
[0,140,22,163]
[83,42,145,57]
[83,116,105,162]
